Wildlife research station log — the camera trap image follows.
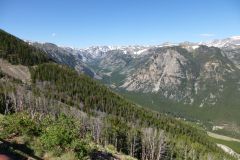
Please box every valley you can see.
[30,36,240,140]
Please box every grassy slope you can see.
[210,137,240,154]
[208,132,240,154]
[207,132,240,154]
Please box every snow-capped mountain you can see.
[29,35,240,62]
[200,36,240,48]
[77,45,152,60]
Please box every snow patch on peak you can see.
[200,36,240,48]
[135,49,148,55]
[230,35,240,40]
[192,45,200,49]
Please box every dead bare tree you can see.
[91,117,103,144]
[141,127,166,160]
[127,126,139,157]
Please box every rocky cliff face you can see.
[121,48,196,102]
[118,46,240,107]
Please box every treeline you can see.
[0,29,51,65]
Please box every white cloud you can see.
[199,33,215,37]
[51,33,56,37]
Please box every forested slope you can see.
[0,29,51,65]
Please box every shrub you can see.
[40,114,78,152]
[0,112,40,138]
[71,140,90,159]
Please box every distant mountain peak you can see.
[230,35,240,40]
[199,36,240,48]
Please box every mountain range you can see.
[30,36,240,139]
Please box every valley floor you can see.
[208,132,240,143]
[208,131,240,159]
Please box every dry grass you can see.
[0,59,31,84]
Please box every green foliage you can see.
[0,112,91,159]
[0,112,40,138]
[71,139,90,159]
[103,116,130,153]
[40,114,78,151]
[0,29,51,65]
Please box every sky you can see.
[1,0,240,48]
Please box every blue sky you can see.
[1,0,240,48]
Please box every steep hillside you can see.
[0,29,51,65]
[0,29,237,159]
